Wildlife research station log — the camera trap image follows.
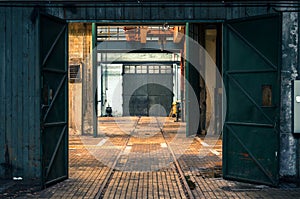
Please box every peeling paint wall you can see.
[280,12,299,177]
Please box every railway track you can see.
[95,116,194,199]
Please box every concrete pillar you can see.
[82,59,95,135]
[82,33,97,136]
[280,12,299,178]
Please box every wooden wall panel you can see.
[0,7,6,179]
[0,7,41,181]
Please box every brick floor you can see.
[2,116,300,198]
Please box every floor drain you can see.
[185,176,196,190]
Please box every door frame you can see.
[47,16,282,186]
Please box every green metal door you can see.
[39,13,68,187]
[223,14,281,186]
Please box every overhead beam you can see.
[97,40,183,52]
[173,26,184,43]
[98,61,180,65]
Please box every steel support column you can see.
[92,23,98,138]
[185,22,189,136]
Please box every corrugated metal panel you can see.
[0,7,41,181]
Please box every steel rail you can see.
[94,117,140,199]
[156,117,195,199]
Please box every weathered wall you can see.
[280,12,299,178]
[0,1,299,182]
[68,23,92,135]
[0,7,41,181]
[69,83,82,135]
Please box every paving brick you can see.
[3,117,300,199]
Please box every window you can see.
[123,65,172,74]
[136,65,147,74]
[160,65,172,74]
[124,65,135,74]
[148,65,160,74]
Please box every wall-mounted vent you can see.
[69,64,81,83]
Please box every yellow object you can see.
[172,102,177,115]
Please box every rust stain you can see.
[241,153,249,158]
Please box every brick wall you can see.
[68,23,92,134]
[69,23,92,65]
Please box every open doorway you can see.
[67,23,223,136]
[95,25,183,118]
[39,12,282,191]
[67,21,224,189]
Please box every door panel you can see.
[123,69,173,116]
[129,95,148,116]
[39,13,68,187]
[223,14,280,186]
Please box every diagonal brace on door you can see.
[227,74,274,125]
[45,125,67,179]
[225,124,277,185]
[227,24,277,71]
[42,24,67,67]
[43,74,67,122]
